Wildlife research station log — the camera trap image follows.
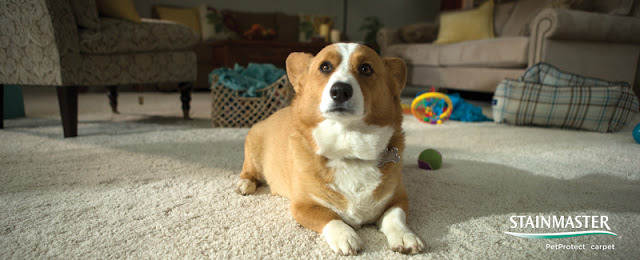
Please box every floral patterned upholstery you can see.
[79,18,198,54]
[0,0,197,87]
[65,52,197,85]
[1,0,73,85]
[69,0,100,30]
[0,0,198,137]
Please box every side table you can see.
[209,40,329,69]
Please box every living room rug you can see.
[1,90,639,259]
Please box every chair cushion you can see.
[79,18,199,54]
[62,51,197,86]
[383,36,528,68]
[438,36,529,67]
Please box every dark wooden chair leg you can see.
[56,86,78,138]
[1,84,4,129]
[106,85,119,113]
[178,82,192,119]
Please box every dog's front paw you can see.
[323,220,362,256]
[235,178,256,195]
[378,207,424,254]
[387,230,424,254]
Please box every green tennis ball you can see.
[418,148,442,170]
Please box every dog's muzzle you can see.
[330,82,353,104]
[328,82,354,113]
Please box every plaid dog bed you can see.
[492,63,639,132]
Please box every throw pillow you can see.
[433,0,494,44]
[400,22,438,43]
[196,4,215,41]
[96,0,141,23]
[203,8,239,40]
[155,6,202,38]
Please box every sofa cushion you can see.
[383,37,529,68]
[79,18,198,54]
[383,43,440,67]
[494,1,516,36]
[438,36,529,67]
[501,0,551,36]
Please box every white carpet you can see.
[1,89,639,259]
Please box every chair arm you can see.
[377,28,403,52]
[0,0,80,85]
[530,8,640,44]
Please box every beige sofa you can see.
[379,0,640,98]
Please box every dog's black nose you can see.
[330,82,353,103]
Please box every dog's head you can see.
[286,43,406,126]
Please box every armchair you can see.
[0,0,198,137]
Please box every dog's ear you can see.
[383,57,407,96]
[286,52,314,93]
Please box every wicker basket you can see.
[211,74,294,127]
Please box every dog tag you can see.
[378,147,400,167]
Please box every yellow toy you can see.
[410,91,453,124]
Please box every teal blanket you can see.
[209,63,286,97]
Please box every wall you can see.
[133,0,440,42]
[345,0,439,42]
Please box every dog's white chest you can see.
[325,159,392,228]
[311,119,395,228]
[312,119,393,161]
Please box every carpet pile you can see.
[1,90,639,259]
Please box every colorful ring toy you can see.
[410,92,453,124]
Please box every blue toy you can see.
[448,92,491,122]
[633,123,640,144]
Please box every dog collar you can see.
[378,147,400,167]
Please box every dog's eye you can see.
[359,63,373,76]
[319,62,333,74]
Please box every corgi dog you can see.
[236,43,424,255]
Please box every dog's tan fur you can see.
[237,44,422,255]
